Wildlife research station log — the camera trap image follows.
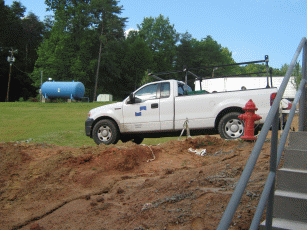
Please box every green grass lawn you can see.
[0,102,179,147]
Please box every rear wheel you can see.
[92,119,119,145]
[218,112,244,139]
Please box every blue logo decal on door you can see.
[135,106,147,116]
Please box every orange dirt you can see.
[0,116,298,230]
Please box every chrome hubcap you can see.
[225,119,244,138]
[97,125,112,142]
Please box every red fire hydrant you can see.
[238,99,262,140]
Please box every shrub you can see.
[28,97,39,102]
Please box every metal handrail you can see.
[250,78,306,229]
[217,37,307,230]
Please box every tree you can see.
[267,62,301,90]
[32,0,127,101]
[0,1,43,101]
[192,36,235,76]
[0,0,23,48]
[10,1,25,18]
[91,32,154,101]
[31,24,77,87]
[90,0,127,101]
[238,63,268,76]
[137,14,179,73]
[175,32,194,71]
[35,0,100,88]
[291,62,302,90]
[279,63,289,76]
[123,35,154,90]
[21,12,45,72]
[175,35,235,79]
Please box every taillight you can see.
[270,93,277,106]
[285,102,292,110]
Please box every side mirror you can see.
[129,93,135,104]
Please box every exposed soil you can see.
[0,117,298,230]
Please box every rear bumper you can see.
[85,118,94,137]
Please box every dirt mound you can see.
[0,136,272,229]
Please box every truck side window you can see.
[178,83,192,96]
[178,84,184,96]
[135,83,158,102]
[160,82,170,98]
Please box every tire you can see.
[92,119,119,145]
[218,112,244,139]
[133,136,144,144]
[254,124,262,135]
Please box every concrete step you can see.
[288,131,307,150]
[260,218,307,230]
[273,190,307,223]
[276,168,307,193]
[260,132,307,229]
[283,149,307,170]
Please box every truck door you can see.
[159,82,174,130]
[123,83,160,132]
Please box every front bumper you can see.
[85,118,94,137]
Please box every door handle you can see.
[151,103,158,109]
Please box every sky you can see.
[4,0,307,69]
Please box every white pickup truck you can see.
[85,79,279,145]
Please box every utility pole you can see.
[93,28,103,102]
[6,48,17,102]
[93,8,106,102]
[40,70,43,102]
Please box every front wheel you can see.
[92,119,119,145]
[218,112,244,139]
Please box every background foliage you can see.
[0,0,301,102]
